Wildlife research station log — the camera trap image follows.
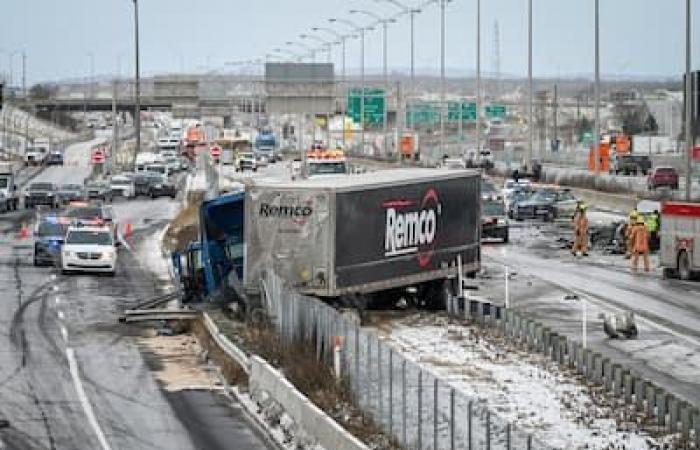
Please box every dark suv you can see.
[134,173,177,199]
[24,182,59,208]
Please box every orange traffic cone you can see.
[17,223,29,239]
[123,223,133,238]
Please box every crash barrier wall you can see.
[445,296,700,448]
[249,356,369,450]
[202,312,251,374]
[493,161,699,203]
[262,271,551,450]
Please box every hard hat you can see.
[636,216,646,224]
[579,203,588,211]
[629,210,638,219]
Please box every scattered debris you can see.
[601,312,638,339]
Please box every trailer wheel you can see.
[678,251,692,281]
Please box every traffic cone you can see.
[17,223,29,239]
[123,223,133,238]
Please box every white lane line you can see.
[55,296,61,305]
[52,285,59,292]
[66,348,112,450]
[60,324,69,342]
[57,310,65,320]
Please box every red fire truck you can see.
[660,201,700,280]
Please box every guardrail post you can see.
[486,410,491,450]
[468,400,473,450]
[418,370,423,450]
[450,389,455,450]
[433,378,438,450]
[389,348,394,436]
[402,359,407,446]
[378,339,383,422]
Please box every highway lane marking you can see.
[55,296,61,305]
[60,324,69,342]
[57,310,65,320]
[66,348,112,450]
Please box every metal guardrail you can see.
[119,308,199,322]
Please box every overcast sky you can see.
[1,0,698,85]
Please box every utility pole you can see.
[21,52,26,100]
[132,0,142,170]
[684,0,693,201]
[112,79,119,172]
[553,83,558,152]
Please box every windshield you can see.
[530,190,556,202]
[111,178,131,185]
[66,230,113,245]
[37,222,66,237]
[308,161,347,175]
[61,184,83,191]
[504,180,516,189]
[483,201,505,216]
[0,178,8,189]
[30,183,54,191]
[62,206,103,219]
[481,181,496,193]
[147,166,166,174]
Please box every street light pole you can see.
[527,0,533,168]
[685,0,693,201]
[440,0,446,158]
[475,0,481,157]
[593,0,600,175]
[132,0,141,170]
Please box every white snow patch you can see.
[387,318,653,450]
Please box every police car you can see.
[61,225,117,275]
[33,215,70,266]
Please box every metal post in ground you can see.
[418,370,423,449]
[433,378,438,450]
[378,338,383,422]
[355,326,360,402]
[366,333,371,414]
[402,359,407,446]
[389,348,394,434]
[486,410,491,450]
[450,389,455,450]
[468,400,473,450]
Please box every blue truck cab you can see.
[172,191,245,302]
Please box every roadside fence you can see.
[261,271,549,450]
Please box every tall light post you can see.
[312,27,349,79]
[440,0,447,157]
[287,41,316,62]
[593,0,600,174]
[351,9,394,156]
[526,0,533,168]
[376,0,424,131]
[273,48,303,62]
[330,18,373,153]
[475,0,481,155]
[684,0,693,201]
[132,0,141,170]
[301,34,332,62]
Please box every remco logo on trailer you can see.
[259,203,313,218]
[384,188,441,267]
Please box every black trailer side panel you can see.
[334,174,480,289]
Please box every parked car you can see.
[24,182,59,208]
[611,154,652,176]
[647,167,679,190]
[512,188,578,221]
[85,180,113,202]
[45,150,64,166]
[482,199,509,242]
[57,183,86,204]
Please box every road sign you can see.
[485,104,506,119]
[347,88,385,126]
[210,145,221,158]
[448,102,478,122]
[91,148,105,164]
[406,102,439,126]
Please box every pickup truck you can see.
[611,154,652,176]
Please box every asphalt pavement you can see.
[479,220,700,408]
[0,137,275,450]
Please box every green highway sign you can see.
[347,88,385,126]
[485,104,506,119]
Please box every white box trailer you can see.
[244,168,481,307]
[660,201,700,280]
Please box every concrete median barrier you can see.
[249,356,369,450]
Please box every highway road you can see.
[479,221,700,408]
[0,137,275,450]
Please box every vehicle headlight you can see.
[154,184,163,189]
[47,193,54,196]
[102,250,115,259]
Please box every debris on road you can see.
[601,312,638,339]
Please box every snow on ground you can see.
[385,315,653,450]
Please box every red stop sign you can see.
[210,146,221,158]
[91,149,105,164]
